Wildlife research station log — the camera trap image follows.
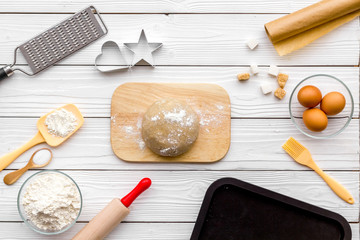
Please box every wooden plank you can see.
[0,118,357,171]
[0,170,357,222]
[0,3,357,240]
[0,66,357,118]
[0,0,339,14]
[0,223,193,239]
[0,222,357,240]
[0,14,358,66]
[351,224,359,239]
[0,223,192,239]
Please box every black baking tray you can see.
[190,178,351,240]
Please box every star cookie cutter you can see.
[124,30,163,67]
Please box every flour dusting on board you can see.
[111,115,116,123]
[193,102,228,131]
[216,104,224,110]
[136,118,142,129]
[137,138,146,150]
[112,115,145,150]
[122,124,146,150]
[124,126,134,134]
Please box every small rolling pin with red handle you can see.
[73,178,152,240]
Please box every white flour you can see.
[124,126,134,134]
[216,104,224,110]
[114,116,146,150]
[45,109,78,138]
[162,108,196,127]
[22,172,81,232]
[163,109,186,122]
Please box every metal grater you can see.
[0,6,108,80]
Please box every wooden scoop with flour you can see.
[0,104,84,172]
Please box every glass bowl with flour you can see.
[17,170,82,235]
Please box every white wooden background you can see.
[0,1,359,239]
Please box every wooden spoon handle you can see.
[3,166,30,185]
[0,131,45,172]
[313,166,354,204]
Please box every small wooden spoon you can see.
[3,148,53,185]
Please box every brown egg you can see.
[302,108,328,132]
[320,92,346,115]
[297,85,322,108]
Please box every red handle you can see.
[121,178,152,208]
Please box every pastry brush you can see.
[282,137,354,204]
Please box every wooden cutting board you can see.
[110,83,231,163]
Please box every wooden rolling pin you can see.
[73,178,152,240]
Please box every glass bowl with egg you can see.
[17,170,82,235]
[289,74,354,139]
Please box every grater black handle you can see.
[0,68,7,80]
[0,65,14,81]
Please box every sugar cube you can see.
[247,39,259,50]
[268,65,279,76]
[260,83,273,95]
[250,64,260,75]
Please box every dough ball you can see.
[142,98,200,157]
